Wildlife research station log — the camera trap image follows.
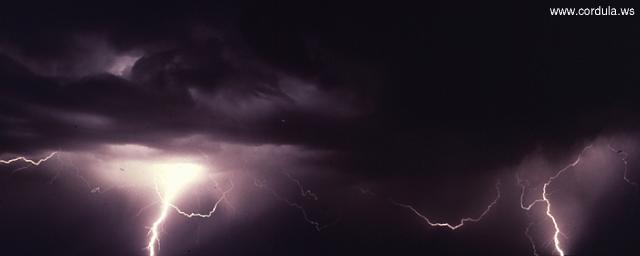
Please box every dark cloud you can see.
[0,28,377,154]
[2,0,640,197]
[2,0,640,194]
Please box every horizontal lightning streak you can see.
[169,180,234,218]
[391,180,501,230]
[0,152,57,166]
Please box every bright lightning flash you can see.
[146,163,203,256]
[518,145,592,256]
[518,144,638,256]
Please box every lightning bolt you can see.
[146,164,212,256]
[0,152,57,166]
[147,182,176,256]
[284,172,318,200]
[391,180,501,230]
[517,145,592,256]
[169,179,233,218]
[518,143,639,256]
[253,178,325,231]
[5,143,638,255]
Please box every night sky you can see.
[2,1,640,255]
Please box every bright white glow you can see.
[153,163,203,192]
[107,55,140,77]
[147,162,204,256]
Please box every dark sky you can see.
[1,1,640,255]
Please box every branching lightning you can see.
[169,179,233,218]
[391,180,501,230]
[253,178,325,231]
[147,183,176,256]
[284,172,318,200]
[3,142,638,256]
[517,145,592,256]
[518,143,639,256]
[145,163,227,256]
